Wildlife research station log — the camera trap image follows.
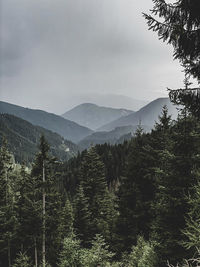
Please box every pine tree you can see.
[117,127,156,252]
[31,135,63,266]
[144,0,200,81]
[150,108,180,266]
[74,185,92,245]
[144,0,200,117]
[15,164,42,263]
[58,233,82,267]
[81,234,115,267]
[124,236,158,267]
[75,147,117,245]
[151,109,199,265]
[182,139,200,253]
[0,139,17,267]
[13,252,31,267]
[58,196,74,241]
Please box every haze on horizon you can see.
[0,0,186,114]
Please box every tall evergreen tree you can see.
[0,139,17,267]
[74,185,92,244]
[144,0,200,117]
[15,164,42,267]
[117,126,156,252]
[31,135,63,266]
[144,0,200,81]
[151,109,199,265]
[74,147,117,245]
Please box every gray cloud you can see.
[0,0,187,113]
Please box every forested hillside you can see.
[1,106,200,266]
[0,114,79,163]
[78,125,150,149]
[0,101,93,143]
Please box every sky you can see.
[0,0,187,114]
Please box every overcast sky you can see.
[0,0,187,114]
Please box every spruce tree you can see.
[0,139,17,267]
[75,147,117,245]
[13,252,31,267]
[151,109,199,265]
[144,0,200,117]
[117,127,156,252]
[58,196,74,241]
[31,135,63,266]
[144,0,200,81]
[74,185,92,244]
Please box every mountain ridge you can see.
[0,113,79,163]
[97,98,179,132]
[62,103,134,130]
[78,125,151,149]
[0,101,93,143]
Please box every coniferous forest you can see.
[1,0,200,266]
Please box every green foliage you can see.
[3,106,200,267]
[59,234,115,267]
[144,1,200,117]
[80,234,115,267]
[74,184,92,243]
[13,252,31,267]
[58,234,82,267]
[74,147,118,245]
[123,236,158,267]
[58,197,74,240]
[182,174,200,251]
[144,0,200,81]
[117,126,156,251]
[0,138,18,266]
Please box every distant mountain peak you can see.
[97,97,179,132]
[62,103,134,130]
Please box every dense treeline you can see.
[1,106,200,266]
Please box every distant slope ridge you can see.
[78,125,151,149]
[0,101,93,142]
[0,114,80,163]
[62,103,134,130]
[98,98,179,132]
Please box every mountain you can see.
[0,101,93,143]
[62,103,134,130]
[61,93,149,112]
[0,114,80,163]
[78,125,151,149]
[98,98,179,132]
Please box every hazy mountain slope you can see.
[62,93,149,112]
[0,114,80,163]
[0,101,92,142]
[62,103,134,130]
[98,98,179,132]
[78,125,151,149]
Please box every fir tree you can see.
[144,0,200,117]
[31,135,63,266]
[117,127,156,252]
[151,110,199,265]
[144,0,200,81]
[75,147,117,245]
[13,252,31,267]
[0,139,17,267]
[74,185,92,244]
